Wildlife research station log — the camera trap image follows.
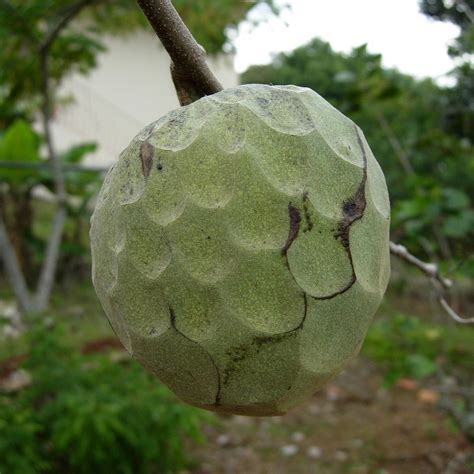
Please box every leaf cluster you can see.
[0,318,210,474]
[89,0,281,54]
[0,1,106,127]
[419,0,473,138]
[241,38,474,266]
[0,120,101,277]
[363,313,474,386]
[0,120,101,208]
[419,0,472,32]
[0,0,281,127]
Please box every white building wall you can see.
[52,31,238,168]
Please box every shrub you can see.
[363,313,474,386]
[0,318,211,473]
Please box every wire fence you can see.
[0,161,108,173]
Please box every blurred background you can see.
[0,0,473,473]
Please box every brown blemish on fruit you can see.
[282,204,301,255]
[221,291,307,393]
[168,306,222,407]
[140,141,154,178]
[311,125,368,301]
[222,330,299,388]
[335,128,367,249]
[302,192,314,233]
[282,128,368,302]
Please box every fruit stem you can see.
[136,0,223,105]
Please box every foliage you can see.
[0,1,104,127]
[419,0,473,139]
[0,119,41,180]
[89,0,281,54]
[241,38,474,268]
[0,120,101,279]
[0,318,210,474]
[393,185,474,241]
[419,0,473,56]
[0,0,280,127]
[420,0,471,28]
[363,313,474,386]
[0,400,45,474]
[0,0,283,298]
[0,120,41,280]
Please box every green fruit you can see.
[90,84,390,416]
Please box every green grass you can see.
[0,279,113,359]
[363,307,474,385]
[1,278,474,388]
[0,317,210,474]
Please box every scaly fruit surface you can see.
[90,84,390,416]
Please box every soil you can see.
[190,357,472,474]
[1,338,471,473]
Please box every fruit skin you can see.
[90,84,390,416]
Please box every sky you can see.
[233,0,460,82]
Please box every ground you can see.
[0,274,473,473]
[190,357,472,474]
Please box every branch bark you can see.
[31,8,80,312]
[170,61,205,106]
[1,0,95,314]
[136,0,223,102]
[389,241,452,289]
[0,217,33,313]
[39,0,94,54]
[389,241,473,324]
[454,0,474,24]
[35,208,67,312]
[39,53,66,202]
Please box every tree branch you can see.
[35,208,67,311]
[136,0,223,102]
[39,53,66,202]
[0,217,33,314]
[30,32,69,312]
[39,0,94,53]
[389,241,473,324]
[376,111,415,176]
[0,0,97,315]
[170,61,204,106]
[33,0,99,310]
[454,0,474,24]
[389,241,452,289]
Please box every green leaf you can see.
[442,210,474,238]
[443,188,470,211]
[404,219,425,236]
[0,119,39,163]
[0,119,41,184]
[457,255,474,277]
[59,142,97,164]
[405,354,437,379]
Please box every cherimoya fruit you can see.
[90,84,390,416]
